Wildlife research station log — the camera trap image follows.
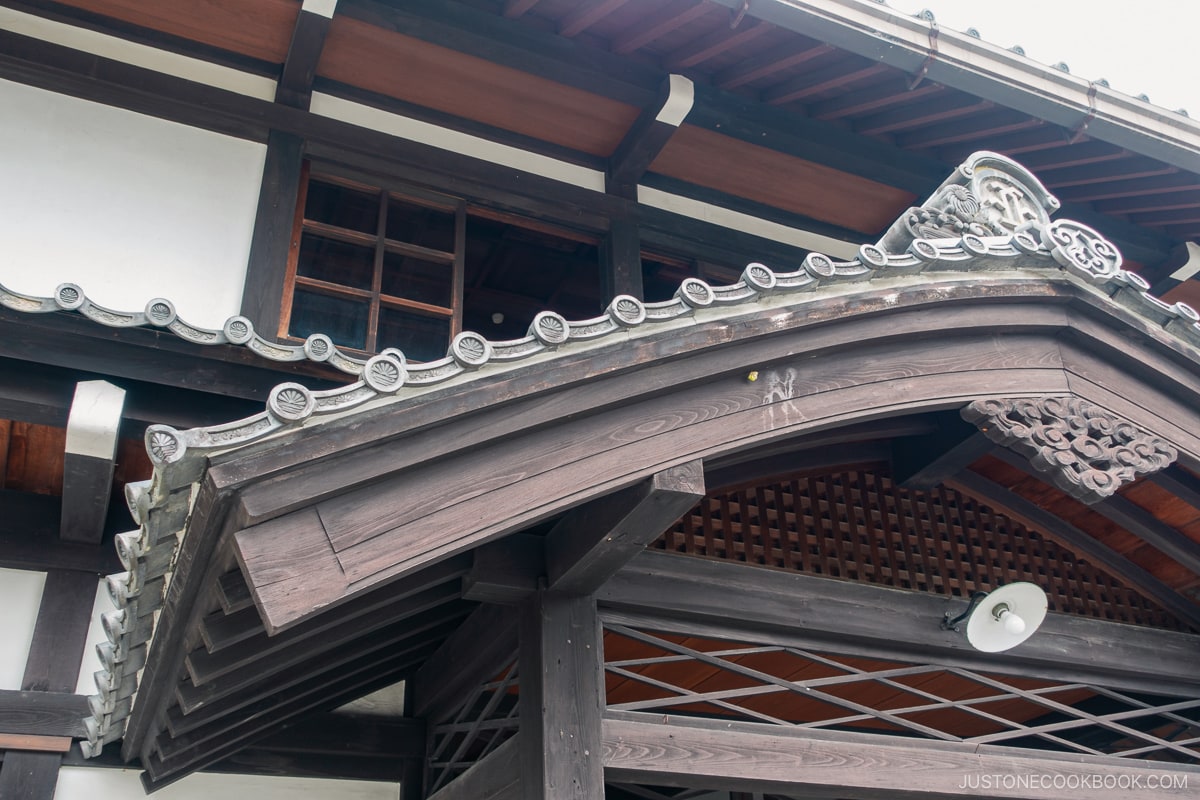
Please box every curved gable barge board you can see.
[222,285,1200,635]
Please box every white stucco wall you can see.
[0,78,265,330]
[56,768,399,799]
[74,578,109,696]
[0,567,46,689]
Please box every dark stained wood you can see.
[601,213,643,300]
[600,551,1200,696]
[663,17,770,71]
[714,41,835,91]
[1089,495,1200,577]
[947,471,1200,632]
[413,603,518,723]
[601,711,1200,800]
[892,414,992,491]
[21,571,98,693]
[276,8,332,109]
[0,490,121,573]
[0,751,61,800]
[558,0,629,38]
[1149,467,1200,511]
[607,76,690,198]
[463,534,544,604]
[519,592,604,799]
[0,691,89,738]
[240,130,305,340]
[610,0,711,55]
[59,453,114,544]
[546,460,704,595]
[426,733,520,800]
[215,569,254,615]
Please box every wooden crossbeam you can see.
[545,459,704,595]
[602,550,1200,695]
[892,413,992,491]
[0,490,121,573]
[601,712,1200,800]
[61,380,124,543]
[0,690,88,738]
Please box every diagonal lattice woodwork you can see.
[426,655,520,794]
[654,469,1184,629]
[602,625,1200,764]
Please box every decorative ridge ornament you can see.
[876,151,1060,251]
[961,396,1178,504]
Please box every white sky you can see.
[885,0,1199,116]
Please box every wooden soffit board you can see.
[51,0,300,64]
[317,16,640,157]
[648,124,917,234]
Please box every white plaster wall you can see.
[0,78,265,330]
[0,567,47,689]
[56,767,399,800]
[75,578,110,696]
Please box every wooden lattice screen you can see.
[654,470,1183,630]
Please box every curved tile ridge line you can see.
[141,218,1200,473]
[0,284,370,376]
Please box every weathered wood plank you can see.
[0,690,89,738]
[545,460,704,595]
[519,592,605,799]
[463,534,544,604]
[426,734,521,800]
[601,712,1200,800]
[413,603,519,723]
[947,471,1200,633]
[0,751,61,800]
[600,550,1200,696]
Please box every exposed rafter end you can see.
[606,74,695,199]
[62,380,125,544]
[1150,240,1200,296]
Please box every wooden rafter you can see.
[714,41,835,91]
[61,380,124,544]
[608,0,711,55]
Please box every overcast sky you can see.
[885,0,1198,117]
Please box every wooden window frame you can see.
[278,165,467,356]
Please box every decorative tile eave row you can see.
[77,152,1200,759]
[0,284,371,376]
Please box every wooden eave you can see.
[6,0,1198,276]
[104,227,1200,784]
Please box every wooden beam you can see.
[426,733,520,800]
[0,490,121,573]
[0,691,89,738]
[1147,465,1200,510]
[892,413,993,491]
[601,712,1200,800]
[463,534,544,604]
[545,460,704,595]
[607,74,694,198]
[601,551,1200,696]
[275,0,336,109]
[0,752,61,800]
[21,571,98,693]
[519,592,605,799]
[558,0,629,38]
[1080,494,1200,577]
[610,1,711,55]
[61,381,124,543]
[714,41,835,91]
[412,603,519,724]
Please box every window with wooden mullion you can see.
[282,169,465,361]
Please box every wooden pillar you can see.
[517,591,604,799]
[600,213,643,303]
[0,570,97,800]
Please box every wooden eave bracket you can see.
[606,74,695,198]
[275,0,338,109]
[62,380,125,543]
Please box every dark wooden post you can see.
[600,213,643,303]
[517,590,604,799]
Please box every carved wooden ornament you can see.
[962,396,1178,504]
